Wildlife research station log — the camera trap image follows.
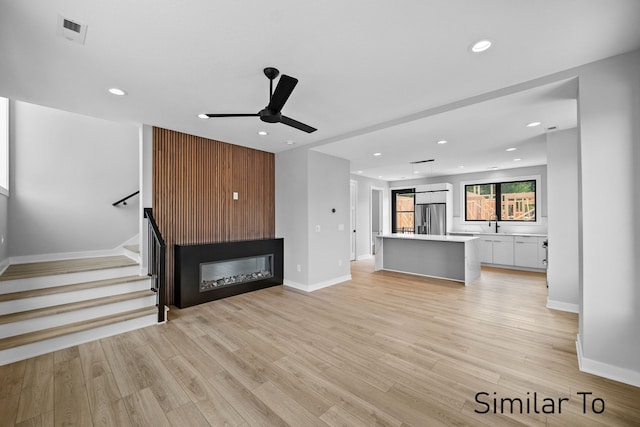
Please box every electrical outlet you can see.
[296,264,301,272]
[315,225,321,232]
[338,259,342,266]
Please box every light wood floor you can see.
[1,260,639,426]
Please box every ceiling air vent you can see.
[57,15,88,45]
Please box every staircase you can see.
[0,255,160,366]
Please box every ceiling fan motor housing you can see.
[259,108,282,123]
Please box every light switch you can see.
[233,192,238,200]
[338,224,345,231]
[315,225,321,232]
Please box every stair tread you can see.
[123,244,140,254]
[0,306,158,351]
[0,275,149,302]
[0,256,138,281]
[0,290,155,325]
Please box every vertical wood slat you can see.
[152,127,275,305]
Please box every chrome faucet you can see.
[488,214,500,233]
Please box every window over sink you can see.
[464,178,537,222]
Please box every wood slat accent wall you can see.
[152,127,275,305]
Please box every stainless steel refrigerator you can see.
[414,203,446,235]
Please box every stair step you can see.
[0,290,155,325]
[0,275,148,302]
[0,255,137,281]
[123,244,140,254]
[0,306,157,351]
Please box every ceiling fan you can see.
[202,67,317,133]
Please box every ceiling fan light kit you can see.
[203,67,317,133]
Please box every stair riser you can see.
[0,313,159,366]
[0,265,142,294]
[0,295,156,338]
[0,280,152,315]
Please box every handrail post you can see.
[143,208,166,323]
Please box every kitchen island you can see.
[375,234,480,284]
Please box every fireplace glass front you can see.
[200,254,274,292]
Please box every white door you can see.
[350,180,357,261]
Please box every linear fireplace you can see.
[175,238,283,308]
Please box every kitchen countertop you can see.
[448,232,547,237]
[378,233,478,242]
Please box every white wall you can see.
[575,49,640,385]
[308,151,350,285]
[546,128,579,312]
[275,147,309,286]
[276,149,351,291]
[389,165,548,235]
[349,174,389,259]
[8,101,139,258]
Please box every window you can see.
[0,97,8,195]
[391,189,415,233]
[465,179,536,222]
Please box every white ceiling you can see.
[1,1,639,180]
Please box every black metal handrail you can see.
[144,208,166,322]
[112,191,140,207]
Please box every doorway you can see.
[350,180,357,261]
[370,186,383,254]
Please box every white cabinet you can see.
[477,234,547,269]
[492,236,515,265]
[478,237,494,264]
[514,236,539,268]
[479,235,514,265]
[415,191,446,204]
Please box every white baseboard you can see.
[284,275,352,293]
[356,254,373,261]
[546,298,579,313]
[576,334,640,387]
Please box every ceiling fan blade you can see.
[268,75,298,112]
[280,116,317,133]
[205,113,259,118]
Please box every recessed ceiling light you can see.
[513,158,522,162]
[506,147,517,152]
[378,175,383,178]
[373,152,382,156]
[285,140,295,145]
[489,166,499,170]
[357,170,363,174]
[257,131,268,136]
[413,171,420,174]
[471,40,492,53]
[436,140,448,145]
[458,165,465,168]
[108,88,127,96]
[197,113,209,119]
[526,121,541,127]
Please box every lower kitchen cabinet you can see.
[478,235,514,265]
[478,234,546,270]
[514,236,539,268]
[479,237,493,264]
[491,236,515,265]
